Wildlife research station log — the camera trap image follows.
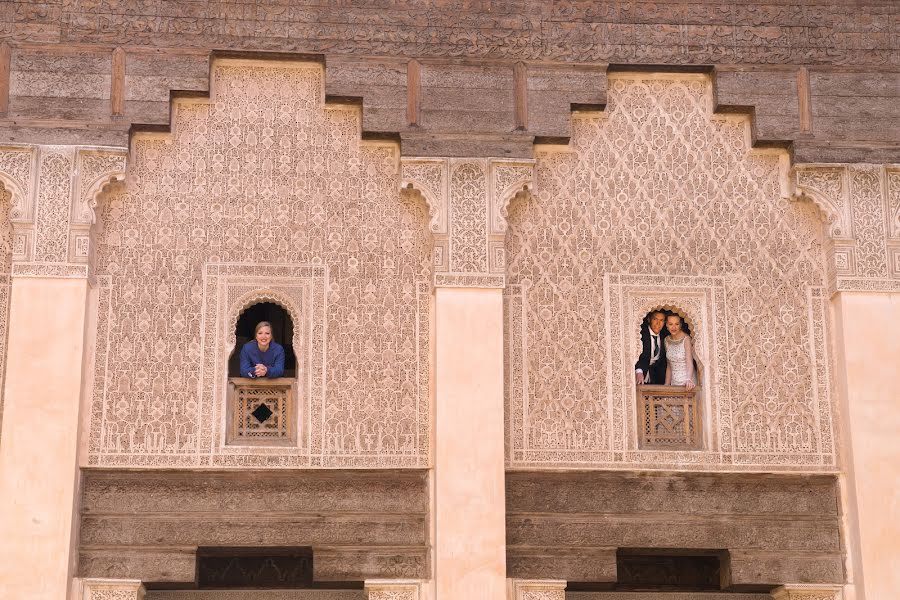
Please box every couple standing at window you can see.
[634,311,696,390]
[239,321,286,379]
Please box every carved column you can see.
[508,579,566,600]
[793,165,900,600]
[0,145,126,600]
[79,578,146,600]
[402,158,534,600]
[771,584,843,600]
[365,579,423,600]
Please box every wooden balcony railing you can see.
[227,377,296,446]
[637,384,702,450]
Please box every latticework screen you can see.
[228,378,295,445]
[639,385,701,450]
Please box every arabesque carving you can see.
[401,157,533,288]
[794,163,900,291]
[770,584,843,600]
[0,146,33,221]
[506,74,835,470]
[794,167,849,239]
[88,61,431,468]
[79,578,145,600]
[0,144,126,276]
[509,579,566,600]
[0,182,12,445]
[364,579,422,600]
[888,168,900,238]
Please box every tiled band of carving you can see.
[508,579,566,600]
[364,579,423,600]
[770,584,843,600]
[79,578,146,600]
[400,157,534,288]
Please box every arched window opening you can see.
[634,307,702,387]
[226,301,298,447]
[635,306,704,451]
[228,302,297,378]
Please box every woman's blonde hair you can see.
[254,321,273,336]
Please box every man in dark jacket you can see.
[635,310,668,385]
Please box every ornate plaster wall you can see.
[87,60,432,468]
[0,178,11,440]
[795,164,900,293]
[505,73,836,470]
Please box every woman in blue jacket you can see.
[239,321,285,378]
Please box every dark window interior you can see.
[192,547,363,590]
[197,547,313,589]
[615,549,725,591]
[228,302,297,377]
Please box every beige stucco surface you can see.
[433,287,506,600]
[0,277,89,600]
[833,291,900,600]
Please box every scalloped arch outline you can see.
[83,171,126,225]
[227,289,303,357]
[633,302,705,375]
[0,172,27,216]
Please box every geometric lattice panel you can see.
[639,385,702,450]
[228,377,295,446]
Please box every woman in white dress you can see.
[664,314,696,390]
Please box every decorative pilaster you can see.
[401,156,534,288]
[508,579,567,600]
[80,578,146,600]
[770,584,843,600]
[365,579,422,600]
[793,164,900,293]
[0,143,126,600]
[0,144,126,281]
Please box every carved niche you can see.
[88,60,431,468]
[795,164,900,291]
[505,73,835,471]
[401,157,534,288]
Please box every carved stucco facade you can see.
[0,57,896,600]
[0,64,896,471]
[505,73,839,470]
[88,61,432,467]
[795,164,900,293]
